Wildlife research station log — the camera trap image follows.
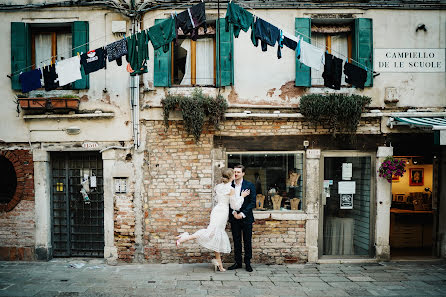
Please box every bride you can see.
[176,168,250,272]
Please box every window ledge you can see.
[23,112,115,120]
[254,210,308,221]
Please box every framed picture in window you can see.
[395,194,406,202]
[409,168,424,186]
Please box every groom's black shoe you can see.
[245,264,253,272]
[227,263,242,270]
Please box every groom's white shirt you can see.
[233,179,246,218]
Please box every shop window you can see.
[172,25,216,86]
[0,156,17,204]
[227,152,304,211]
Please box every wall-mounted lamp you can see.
[65,126,81,135]
[416,24,427,32]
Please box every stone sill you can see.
[23,112,115,120]
[254,211,308,221]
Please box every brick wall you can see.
[114,191,136,262]
[0,150,35,261]
[143,118,379,263]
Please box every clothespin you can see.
[77,52,80,57]
[365,66,368,71]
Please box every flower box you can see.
[18,97,80,110]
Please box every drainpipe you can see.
[130,17,140,148]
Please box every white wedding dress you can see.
[193,182,244,253]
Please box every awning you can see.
[388,117,446,130]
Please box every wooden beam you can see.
[347,33,352,63]
[51,32,57,64]
[213,37,216,86]
[326,35,331,54]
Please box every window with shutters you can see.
[310,21,353,87]
[10,21,89,90]
[172,21,216,86]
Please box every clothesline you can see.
[10,0,199,77]
[236,0,373,74]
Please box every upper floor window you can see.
[310,22,352,86]
[11,21,89,91]
[172,23,216,86]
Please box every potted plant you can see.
[48,95,80,110]
[378,156,406,183]
[17,94,47,110]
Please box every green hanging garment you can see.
[148,17,176,53]
[225,1,255,45]
[126,30,149,76]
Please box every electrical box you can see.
[112,21,126,33]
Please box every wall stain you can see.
[228,87,239,103]
[101,94,111,104]
[266,88,276,97]
[279,81,306,101]
[80,95,89,102]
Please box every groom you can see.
[228,164,256,272]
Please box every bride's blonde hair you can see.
[221,168,234,183]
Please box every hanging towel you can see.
[80,47,107,75]
[42,64,59,91]
[253,18,281,58]
[175,2,206,41]
[322,53,343,90]
[55,56,82,86]
[106,38,128,66]
[148,17,176,53]
[19,69,42,93]
[344,62,368,89]
[225,2,255,38]
[277,31,298,59]
[299,40,325,71]
[126,30,149,76]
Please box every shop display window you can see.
[227,152,304,211]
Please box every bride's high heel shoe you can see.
[211,259,226,272]
[176,232,190,247]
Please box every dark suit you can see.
[229,179,256,265]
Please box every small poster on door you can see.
[342,163,352,180]
[340,194,353,209]
[338,181,356,194]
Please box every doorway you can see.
[390,156,434,259]
[50,152,104,257]
[320,153,375,258]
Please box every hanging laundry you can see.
[80,47,107,75]
[299,40,325,71]
[322,53,343,90]
[55,55,82,86]
[19,69,42,93]
[253,18,281,58]
[175,2,207,41]
[148,17,176,53]
[344,62,368,89]
[277,31,298,59]
[225,2,255,38]
[126,30,149,76]
[42,64,59,91]
[106,38,128,66]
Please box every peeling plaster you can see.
[267,88,276,97]
[279,81,307,101]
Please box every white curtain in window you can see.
[196,38,214,86]
[331,34,348,85]
[35,33,52,69]
[57,32,72,60]
[310,33,326,86]
[180,39,192,85]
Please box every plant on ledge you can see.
[299,93,371,136]
[378,156,406,183]
[161,88,228,142]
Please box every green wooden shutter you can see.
[153,19,171,87]
[295,18,311,87]
[72,21,89,89]
[353,18,373,87]
[216,18,233,87]
[11,22,31,90]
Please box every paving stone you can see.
[319,276,350,282]
[328,282,361,289]
[291,276,323,282]
[347,276,375,282]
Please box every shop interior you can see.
[390,156,434,258]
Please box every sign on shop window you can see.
[340,194,353,209]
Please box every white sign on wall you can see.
[374,49,445,72]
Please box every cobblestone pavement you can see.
[0,259,445,297]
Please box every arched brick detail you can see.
[0,150,34,212]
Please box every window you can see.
[172,23,216,86]
[227,152,304,211]
[295,18,373,88]
[154,18,233,87]
[0,156,17,204]
[11,21,89,90]
[31,24,72,69]
[310,22,352,86]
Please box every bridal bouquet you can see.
[378,156,406,183]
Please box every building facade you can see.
[0,0,445,264]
